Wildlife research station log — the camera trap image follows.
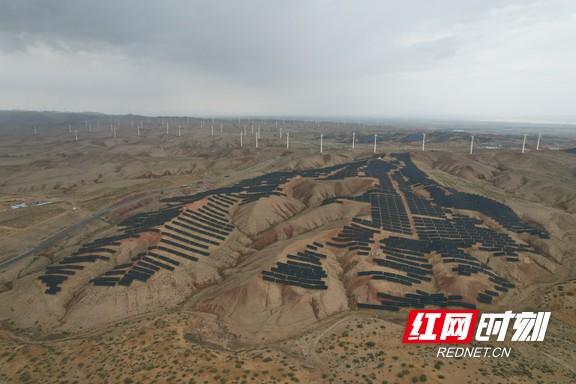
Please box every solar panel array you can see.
[38,154,549,316]
[359,291,476,311]
[91,194,238,287]
[314,157,547,311]
[262,242,328,290]
[394,153,548,238]
[38,161,364,295]
[342,160,413,234]
[38,236,120,294]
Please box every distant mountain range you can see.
[1,110,575,136]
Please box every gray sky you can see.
[0,0,575,119]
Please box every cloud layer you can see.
[0,0,575,118]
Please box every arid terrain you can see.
[0,112,575,384]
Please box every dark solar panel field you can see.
[37,155,548,314]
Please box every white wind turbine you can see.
[521,134,527,153]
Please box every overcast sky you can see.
[0,0,575,119]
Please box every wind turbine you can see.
[522,134,527,153]
[536,132,542,151]
[286,131,290,149]
[422,133,426,151]
[352,132,355,151]
[240,129,243,148]
[373,134,377,153]
[469,135,475,155]
[320,134,323,153]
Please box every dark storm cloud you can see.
[0,0,575,117]
[0,1,487,82]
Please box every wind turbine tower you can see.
[352,131,355,151]
[422,133,426,151]
[320,134,323,153]
[536,132,542,151]
[286,131,290,149]
[373,134,377,153]
[522,134,527,153]
[470,135,475,155]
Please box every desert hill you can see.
[1,150,574,347]
[1,115,576,383]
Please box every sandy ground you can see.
[1,122,575,384]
